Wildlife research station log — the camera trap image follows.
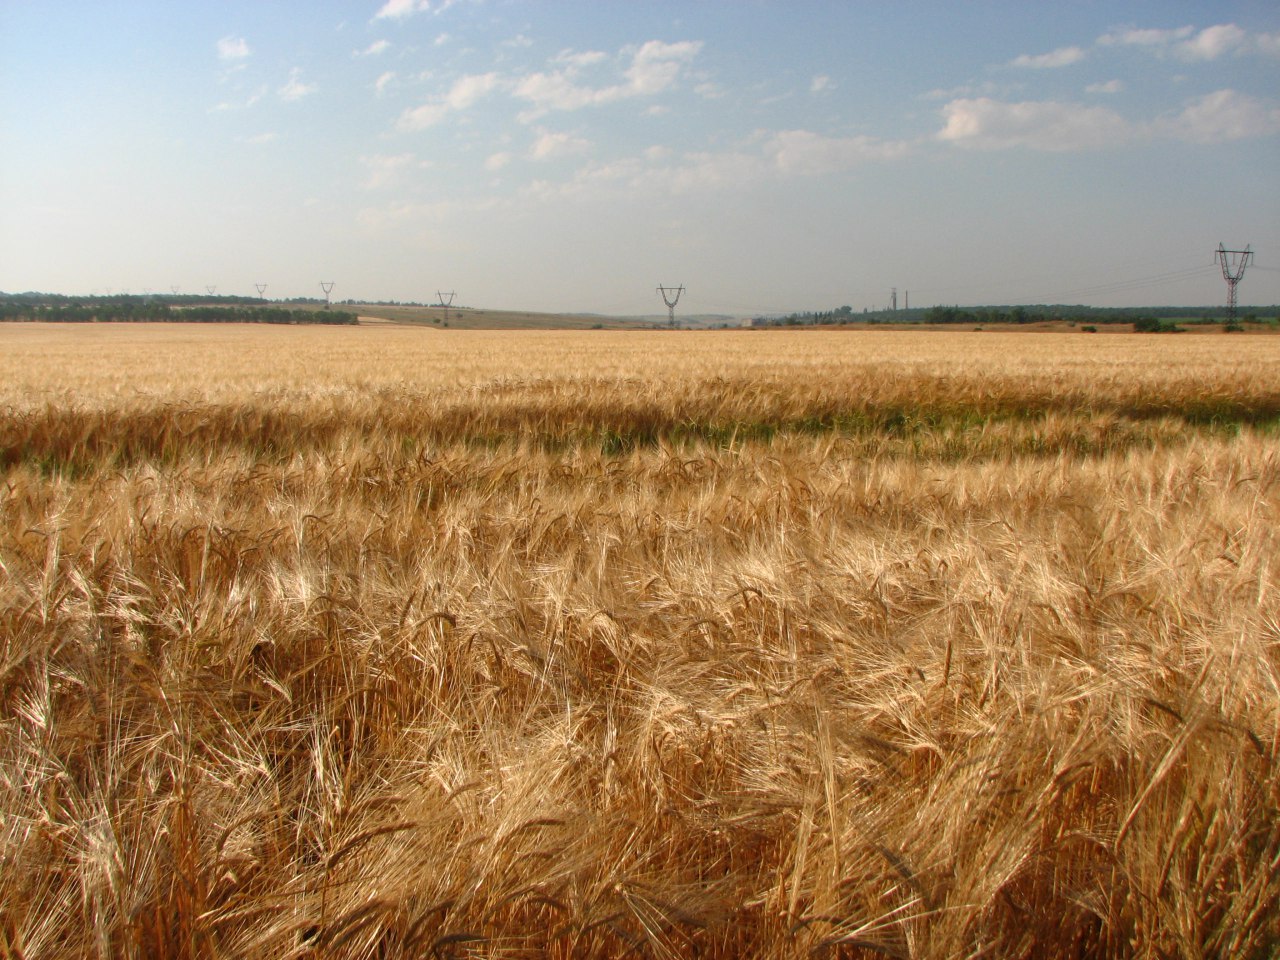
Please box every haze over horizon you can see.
[3,1,1278,316]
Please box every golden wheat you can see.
[1,324,1277,958]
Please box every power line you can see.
[909,255,1220,306]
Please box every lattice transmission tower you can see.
[657,284,684,328]
[437,290,456,324]
[1215,243,1253,325]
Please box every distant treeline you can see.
[758,303,1280,327]
[0,294,356,325]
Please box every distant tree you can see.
[1133,316,1181,334]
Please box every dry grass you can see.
[1,324,1278,959]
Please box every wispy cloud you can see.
[529,131,591,160]
[397,72,500,129]
[1176,24,1246,61]
[1096,22,1268,60]
[625,40,702,95]
[1010,45,1086,69]
[513,40,703,121]
[1152,89,1280,142]
[374,0,426,20]
[210,86,268,113]
[936,89,1280,151]
[938,97,1129,151]
[373,0,462,20]
[375,71,396,96]
[1097,25,1194,48]
[484,151,512,171]
[764,130,910,175]
[355,39,391,57]
[921,81,1007,102]
[360,153,418,189]
[1086,79,1124,95]
[217,36,251,61]
[278,69,317,102]
[810,75,833,94]
[523,127,908,203]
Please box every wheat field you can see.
[1,324,1278,959]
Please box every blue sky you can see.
[2,1,1278,315]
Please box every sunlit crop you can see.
[1,324,1277,958]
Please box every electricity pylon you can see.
[320,281,335,310]
[437,290,456,324]
[657,284,684,328]
[1215,243,1252,325]
[255,283,268,301]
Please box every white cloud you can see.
[530,131,591,160]
[375,71,396,96]
[625,40,702,95]
[935,89,1280,151]
[764,130,909,175]
[554,49,608,68]
[373,0,463,20]
[356,40,391,57]
[514,39,703,121]
[361,153,417,189]
[434,33,451,47]
[921,80,1008,102]
[1011,45,1086,69]
[217,36,250,60]
[210,86,268,113]
[1151,89,1280,143]
[1176,24,1246,60]
[484,151,512,171]
[396,72,500,130]
[398,102,449,128]
[357,194,503,230]
[514,70,607,115]
[279,68,317,102]
[1086,79,1124,94]
[810,75,833,93]
[244,132,277,144]
[446,73,499,109]
[1097,25,1194,47]
[1097,23,1269,60]
[502,34,534,49]
[938,97,1129,151]
[374,0,425,19]
[524,125,908,205]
